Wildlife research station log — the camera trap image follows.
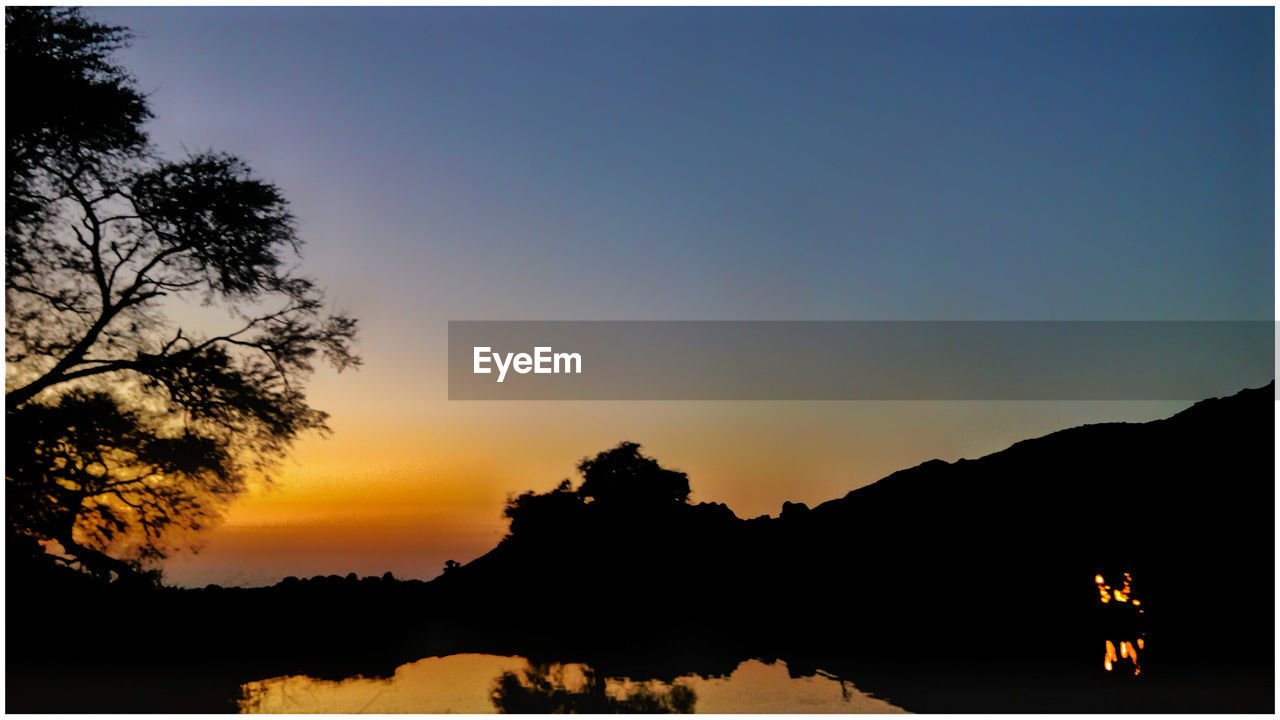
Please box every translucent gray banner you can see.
[448,321,1274,400]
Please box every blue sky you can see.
[102,7,1272,323]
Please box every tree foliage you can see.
[6,7,150,242]
[502,442,691,537]
[576,441,691,507]
[5,7,360,579]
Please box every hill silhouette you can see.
[427,382,1274,710]
[8,383,1273,712]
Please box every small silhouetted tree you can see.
[501,444,692,539]
[503,479,580,536]
[577,442,690,507]
[5,8,359,579]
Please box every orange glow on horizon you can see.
[156,396,1195,589]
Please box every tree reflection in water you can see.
[491,661,696,713]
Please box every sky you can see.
[85,7,1273,587]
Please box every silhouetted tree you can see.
[577,442,690,507]
[503,478,581,536]
[500,443,692,541]
[5,8,359,579]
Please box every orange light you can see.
[1097,574,1146,678]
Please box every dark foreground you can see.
[9,384,1274,712]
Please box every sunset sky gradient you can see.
[86,7,1272,586]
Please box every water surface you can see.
[239,654,907,713]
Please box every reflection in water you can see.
[1096,571,1144,676]
[492,662,695,713]
[1095,572,1142,611]
[238,655,906,713]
